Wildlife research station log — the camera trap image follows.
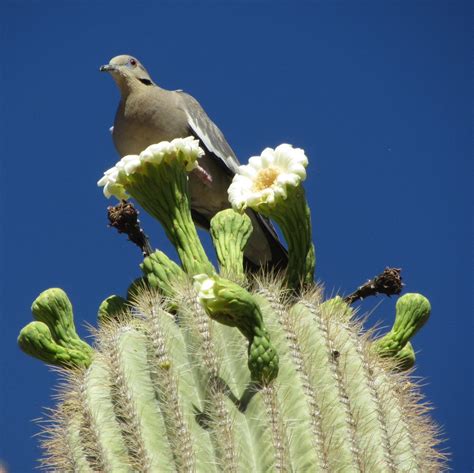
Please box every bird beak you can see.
[99,64,116,72]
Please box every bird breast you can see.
[112,90,188,157]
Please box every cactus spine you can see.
[20,138,444,471]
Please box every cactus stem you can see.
[128,162,214,275]
[141,250,187,300]
[263,186,315,291]
[210,209,253,281]
[64,408,95,472]
[107,333,150,471]
[35,282,445,472]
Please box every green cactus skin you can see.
[127,161,214,275]
[18,289,93,368]
[393,341,416,371]
[374,293,431,362]
[254,186,315,290]
[36,282,444,472]
[210,209,253,280]
[97,295,128,325]
[140,250,187,298]
[24,140,444,472]
[18,321,92,368]
[195,274,279,384]
[320,295,354,320]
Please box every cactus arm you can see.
[128,162,214,275]
[270,186,315,289]
[141,249,187,298]
[374,293,430,358]
[31,288,93,356]
[195,275,279,384]
[394,341,416,371]
[97,295,128,325]
[18,321,91,368]
[254,186,315,290]
[210,209,252,280]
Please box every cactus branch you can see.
[259,186,315,291]
[19,288,93,368]
[128,161,214,275]
[141,250,187,299]
[210,209,253,280]
[195,275,279,384]
[97,295,128,325]
[18,322,91,368]
[393,342,416,371]
[374,293,430,359]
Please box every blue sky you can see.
[1,1,472,471]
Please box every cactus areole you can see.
[18,138,445,472]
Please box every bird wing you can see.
[177,91,241,176]
[176,90,287,265]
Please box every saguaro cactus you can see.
[19,138,445,472]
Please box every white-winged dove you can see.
[100,54,287,270]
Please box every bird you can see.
[100,54,287,271]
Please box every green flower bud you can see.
[194,274,279,384]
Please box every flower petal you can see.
[228,143,309,210]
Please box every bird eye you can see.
[129,58,137,67]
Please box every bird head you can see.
[100,55,154,92]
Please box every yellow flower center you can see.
[253,167,280,191]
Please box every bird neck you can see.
[113,74,150,96]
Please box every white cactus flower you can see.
[97,136,204,199]
[115,154,142,175]
[97,166,129,200]
[228,144,309,211]
[193,274,216,304]
[139,137,204,171]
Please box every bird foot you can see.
[192,165,213,187]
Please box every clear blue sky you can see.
[1,1,471,471]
